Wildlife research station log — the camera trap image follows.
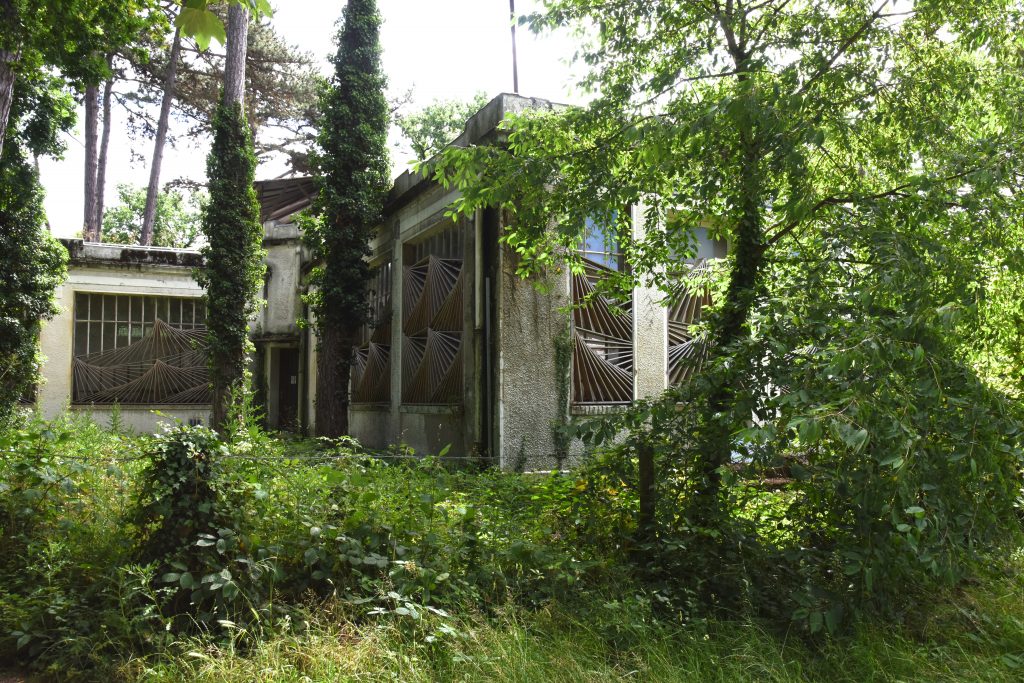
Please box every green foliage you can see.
[174,0,273,51]
[198,102,265,430]
[2,415,1024,678]
[305,0,391,331]
[396,91,490,163]
[0,0,159,86]
[0,75,69,423]
[102,183,205,248]
[304,0,391,436]
[132,425,226,564]
[433,0,1024,629]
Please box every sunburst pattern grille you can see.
[668,259,713,385]
[72,318,210,405]
[352,264,393,404]
[402,255,464,405]
[572,257,634,404]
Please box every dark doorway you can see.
[276,347,300,431]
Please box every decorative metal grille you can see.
[572,257,634,404]
[667,259,714,385]
[72,293,210,405]
[352,263,393,404]
[402,225,465,405]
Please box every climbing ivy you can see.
[0,74,70,422]
[304,0,390,437]
[198,102,264,430]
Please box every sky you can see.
[41,0,585,238]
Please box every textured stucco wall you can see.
[37,255,208,433]
[258,221,304,337]
[496,248,573,470]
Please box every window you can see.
[572,216,634,405]
[667,227,725,385]
[579,216,626,271]
[72,293,210,405]
[402,223,466,405]
[352,263,393,404]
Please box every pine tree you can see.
[199,3,264,431]
[306,0,390,437]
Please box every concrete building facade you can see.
[34,94,722,468]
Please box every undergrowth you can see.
[1,412,1023,681]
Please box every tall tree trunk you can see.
[83,85,100,240]
[209,3,252,431]
[141,27,182,246]
[691,57,765,525]
[223,4,248,107]
[0,0,19,159]
[0,50,16,160]
[315,325,354,438]
[95,68,114,240]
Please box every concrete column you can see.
[388,220,403,445]
[631,203,669,399]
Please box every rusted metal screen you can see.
[668,259,713,385]
[572,257,634,404]
[351,263,393,404]
[71,293,210,405]
[402,225,465,405]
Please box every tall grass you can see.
[128,568,1024,683]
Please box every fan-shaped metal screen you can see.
[401,226,465,405]
[72,293,210,405]
[351,263,392,404]
[668,259,713,385]
[572,257,634,404]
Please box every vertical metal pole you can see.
[509,0,520,93]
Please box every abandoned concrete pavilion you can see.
[33,94,725,469]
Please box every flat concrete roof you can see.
[61,239,204,269]
[250,92,562,222]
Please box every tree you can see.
[103,183,204,248]
[396,92,489,163]
[133,6,315,244]
[0,0,161,161]
[435,0,1024,624]
[198,2,265,431]
[140,25,183,246]
[305,0,390,438]
[0,72,71,422]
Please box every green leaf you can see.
[809,610,823,634]
[175,7,226,50]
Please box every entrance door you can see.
[276,347,300,431]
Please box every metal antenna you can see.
[509,0,519,93]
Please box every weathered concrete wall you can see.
[38,241,209,433]
[496,253,572,470]
[397,408,465,456]
[350,407,390,449]
[259,221,305,337]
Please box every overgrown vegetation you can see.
[0,414,1023,681]
[199,100,264,430]
[434,0,1024,634]
[0,73,70,423]
[304,0,391,437]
